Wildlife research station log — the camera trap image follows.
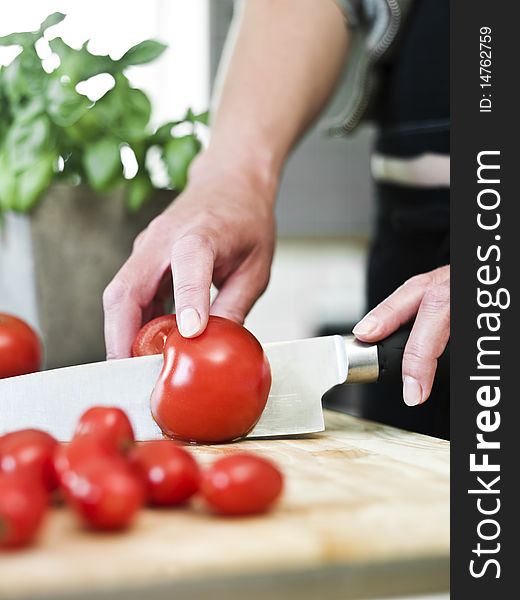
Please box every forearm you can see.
[200,0,349,190]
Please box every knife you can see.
[0,328,432,440]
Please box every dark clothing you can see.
[360,0,450,439]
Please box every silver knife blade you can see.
[0,335,348,440]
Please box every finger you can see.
[104,234,170,359]
[210,260,270,323]
[352,273,433,342]
[401,282,450,406]
[171,233,214,338]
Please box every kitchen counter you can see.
[0,410,450,600]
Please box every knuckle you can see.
[423,283,450,306]
[132,230,146,252]
[403,272,432,289]
[174,281,206,300]
[374,301,400,326]
[103,279,131,310]
[253,265,271,296]
[172,232,215,260]
[145,216,166,238]
[403,341,427,364]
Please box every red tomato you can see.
[129,441,200,506]
[0,475,47,548]
[150,316,271,444]
[0,429,58,492]
[74,407,135,453]
[64,461,144,530]
[0,313,42,379]
[201,453,284,516]
[53,435,121,488]
[132,314,178,357]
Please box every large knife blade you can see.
[0,329,421,440]
[0,335,358,440]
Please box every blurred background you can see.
[0,1,375,408]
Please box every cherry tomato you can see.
[201,453,284,516]
[64,460,145,530]
[0,313,42,379]
[53,435,122,488]
[129,441,200,506]
[74,407,135,453]
[0,429,58,492]
[0,475,47,548]
[151,316,271,444]
[132,315,178,357]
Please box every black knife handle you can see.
[377,326,450,384]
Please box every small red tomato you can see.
[0,429,58,492]
[53,435,121,488]
[201,453,284,516]
[151,316,271,444]
[132,315,178,357]
[74,407,134,453]
[0,475,47,549]
[129,441,200,506]
[0,313,42,379]
[65,461,145,530]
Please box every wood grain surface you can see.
[0,410,450,600]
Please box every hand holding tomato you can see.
[0,313,41,379]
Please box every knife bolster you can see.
[343,336,379,383]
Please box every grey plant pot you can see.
[30,184,173,369]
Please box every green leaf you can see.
[49,37,119,84]
[2,47,46,105]
[163,135,201,190]
[46,77,91,126]
[83,138,122,192]
[126,171,154,211]
[6,113,52,172]
[150,121,181,145]
[0,32,38,47]
[0,151,16,210]
[14,152,56,212]
[39,12,66,33]
[119,40,167,67]
[184,108,209,125]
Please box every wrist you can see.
[190,141,280,207]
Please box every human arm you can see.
[103,0,350,358]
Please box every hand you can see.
[103,152,277,359]
[352,265,450,407]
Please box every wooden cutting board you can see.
[0,410,450,600]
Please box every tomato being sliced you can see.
[129,441,200,506]
[0,475,47,549]
[132,314,178,357]
[0,313,42,379]
[74,407,135,454]
[0,429,58,492]
[200,453,284,516]
[150,316,271,444]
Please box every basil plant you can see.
[0,12,208,213]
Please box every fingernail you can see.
[179,307,201,338]
[403,376,423,406]
[352,315,378,337]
